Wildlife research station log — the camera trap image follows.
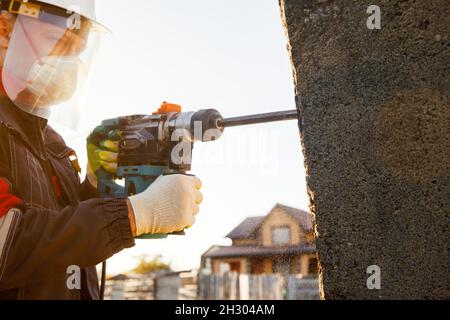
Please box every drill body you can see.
[87,104,224,238]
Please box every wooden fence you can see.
[105,276,154,300]
[198,273,320,300]
[105,272,320,300]
[104,272,196,300]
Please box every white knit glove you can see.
[128,174,203,236]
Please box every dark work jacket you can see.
[0,96,135,300]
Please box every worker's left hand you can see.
[86,130,120,189]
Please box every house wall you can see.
[263,258,272,274]
[261,254,317,275]
[260,207,304,246]
[290,257,299,274]
[211,254,318,276]
[282,254,318,275]
[300,254,317,276]
[305,232,315,244]
[280,0,450,299]
[212,258,248,274]
[232,239,257,246]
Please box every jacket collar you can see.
[0,95,49,159]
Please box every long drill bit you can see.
[219,110,298,128]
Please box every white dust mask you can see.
[26,55,85,108]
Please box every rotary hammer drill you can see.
[88,102,298,239]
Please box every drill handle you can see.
[97,168,124,198]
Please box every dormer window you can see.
[272,226,291,245]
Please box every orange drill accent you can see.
[153,101,182,114]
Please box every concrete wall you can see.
[279,0,449,299]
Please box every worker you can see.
[0,0,202,300]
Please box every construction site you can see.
[0,0,448,311]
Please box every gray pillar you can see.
[279,0,449,299]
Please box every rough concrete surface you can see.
[279,0,449,299]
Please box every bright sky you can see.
[57,0,308,274]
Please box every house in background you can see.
[201,204,318,276]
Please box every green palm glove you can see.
[86,130,121,189]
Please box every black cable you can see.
[99,260,106,300]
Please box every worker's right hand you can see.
[128,174,203,237]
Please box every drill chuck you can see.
[169,109,224,143]
[191,109,224,141]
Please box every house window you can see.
[219,262,230,274]
[272,227,291,245]
[205,258,212,270]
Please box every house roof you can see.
[226,216,265,239]
[225,204,313,240]
[108,274,129,281]
[277,204,313,231]
[202,244,317,259]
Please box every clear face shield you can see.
[1,3,101,129]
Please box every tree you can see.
[132,254,171,275]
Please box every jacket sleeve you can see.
[80,177,99,200]
[0,174,135,291]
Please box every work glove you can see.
[86,129,121,189]
[128,174,203,236]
